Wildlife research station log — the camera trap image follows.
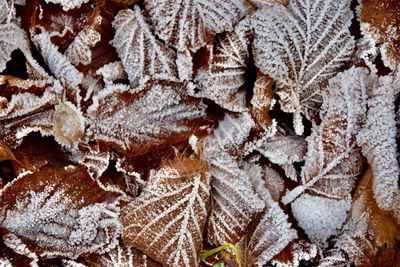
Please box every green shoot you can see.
[200,243,242,267]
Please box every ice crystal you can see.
[44,0,90,11]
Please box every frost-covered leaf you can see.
[202,113,264,246]
[44,0,90,11]
[70,143,110,179]
[64,15,102,66]
[0,109,54,148]
[0,23,44,74]
[144,0,247,52]
[283,67,370,245]
[0,257,12,267]
[250,73,275,129]
[121,157,210,267]
[32,30,84,90]
[0,165,121,259]
[195,24,250,112]
[99,242,161,267]
[251,0,355,134]
[359,0,400,69]
[319,167,400,267]
[357,75,400,211]
[86,80,209,156]
[234,163,297,267]
[0,76,62,119]
[111,7,177,86]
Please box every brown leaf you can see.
[121,157,210,266]
[0,164,121,259]
[359,0,400,69]
[86,80,210,156]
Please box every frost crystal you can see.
[145,0,246,52]
[251,0,355,134]
[111,7,177,86]
[121,158,210,267]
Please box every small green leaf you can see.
[200,243,241,267]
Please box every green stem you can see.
[200,243,242,267]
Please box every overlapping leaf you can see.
[251,0,355,134]
[0,165,121,259]
[144,0,247,52]
[121,157,210,266]
[111,7,178,86]
[86,80,209,156]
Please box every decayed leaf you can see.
[70,143,110,179]
[283,67,369,245]
[0,165,121,259]
[99,242,161,267]
[320,167,400,267]
[357,74,400,211]
[202,113,265,246]
[195,23,250,112]
[44,0,90,11]
[271,240,319,267]
[251,0,355,134]
[121,157,210,266]
[86,80,209,156]
[144,0,247,52]
[359,0,400,69]
[111,7,177,86]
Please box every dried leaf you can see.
[320,167,400,267]
[195,24,250,112]
[121,157,210,266]
[251,0,355,134]
[100,242,161,267]
[283,67,369,245]
[0,165,121,259]
[359,0,400,69]
[144,0,246,52]
[250,73,275,129]
[236,163,297,267]
[111,7,178,86]
[0,76,62,119]
[202,113,264,246]
[357,74,400,211]
[86,80,209,156]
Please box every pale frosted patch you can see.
[100,242,158,267]
[96,61,127,86]
[111,7,177,86]
[144,0,246,52]
[176,51,193,81]
[291,194,351,246]
[52,101,85,149]
[251,0,355,134]
[44,0,90,11]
